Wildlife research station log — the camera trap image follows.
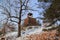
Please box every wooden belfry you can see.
[23,13,39,27]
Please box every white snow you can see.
[24,27,43,36]
[5,32,17,37]
[3,25,58,40]
[4,26,44,40]
[5,26,53,37]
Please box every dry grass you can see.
[26,30,60,40]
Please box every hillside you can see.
[0,26,60,40]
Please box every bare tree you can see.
[0,0,39,37]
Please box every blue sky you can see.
[21,0,51,24]
[0,0,51,25]
[0,0,60,28]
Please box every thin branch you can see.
[26,0,30,5]
[0,11,19,19]
[10,19,18,23]
[9,16,19,19]
[46,17,60,27]
[0,18,8,22]
[22,8,39,11]
[22,0,26,6]
[0,5,11,16]
[24,0,30,10]
[0,11,8,15]
[36,17,44,19]
[19,0,22,5]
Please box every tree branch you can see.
[10,19,18,23]
[0,5,11,17]
[9,16,19,19]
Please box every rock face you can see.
[26,30,60,40]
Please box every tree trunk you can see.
[3,26,5,36]
[17,5,22,37]
[18,21,21,37]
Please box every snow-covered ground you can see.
[24,26,43,36]
[5,26,44,36]
[4,26,44,40]
[3,26,56,40]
